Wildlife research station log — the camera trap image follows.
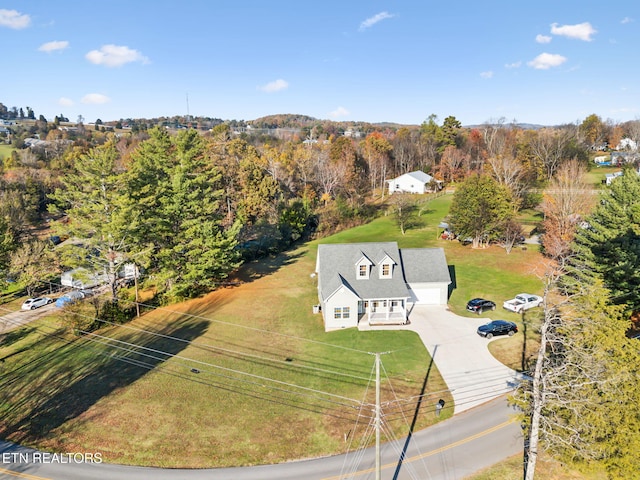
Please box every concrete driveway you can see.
[360,305,522,414]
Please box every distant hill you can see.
[251,114,319,129]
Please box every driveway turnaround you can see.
[360,305,523,414]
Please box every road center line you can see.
[322,418,518,480]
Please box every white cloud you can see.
[505,61,522,69]
[258,79,289,93]
[38,41,69,53]
[480,71,493,79]
[621,17,634,24]
[85,44,149,67]
[328,106,350,118]
[550,22,597,41]
[536,34,552,44]
[0,9,31,29]
[81,93,111,105]
[359,11,395,31]
[58,97,74,107]
[527,53,567,70]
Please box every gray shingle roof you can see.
[317,242,450,301]
[399,248,451,283]
[317,243,407,301]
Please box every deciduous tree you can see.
[540,159,593,260]
[448,174,513,248]
[517,281,640,480]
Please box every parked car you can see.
[466,298,496,315]
[55,290,85,308]
[503,293,543,313]
[21,297,53,310]
[477,320,518,339]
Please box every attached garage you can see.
[400,248,452,306]
[408,286,442,304]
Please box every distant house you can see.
[61,268,108,290]
[617,138,638,151]
[605,171,623,185]
[60,263,138,290]
[315,242,451,331]
[387,170,441,195]
[611,151,640,165]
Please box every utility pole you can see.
[375,352,381,480]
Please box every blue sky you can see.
[2,1,639,126]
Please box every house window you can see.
[334,307,342,319]
[343,307,350,318]
[359,264,368,277]
[381,264,390,277]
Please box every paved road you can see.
[0,303,57,335]
[0,395,522,480]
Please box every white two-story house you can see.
[315,242,451,331]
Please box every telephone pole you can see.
[375,352,381,480]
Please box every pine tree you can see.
[568,167,640,311]
[125,128,241,301]
[48,140,130,301]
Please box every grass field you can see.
[0,193,550,468]
[468,452,607,480]
[0,144,13,160]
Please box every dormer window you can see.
[377,253,395,279]
[355,253,373,279]
[358,264,368,278]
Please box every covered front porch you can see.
[358,298,408,325]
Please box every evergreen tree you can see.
[126,128,241,301]
[568,167,640,311]
[48,140,130,301]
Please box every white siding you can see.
[323,286,359,330]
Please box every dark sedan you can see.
[477,320,518,339]
[466,298,496,315]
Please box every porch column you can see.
[386,298,390,322]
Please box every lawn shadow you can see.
[392,345,437,480]
[0,316,208,443]
[233,248,307,283]
[0,325,38,350]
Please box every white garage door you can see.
[409,287,441,304]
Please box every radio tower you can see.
[186,93,191,127]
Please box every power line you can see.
[0,315,365,423]
[0,307,523,414]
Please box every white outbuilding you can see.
[387,170,441,195]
